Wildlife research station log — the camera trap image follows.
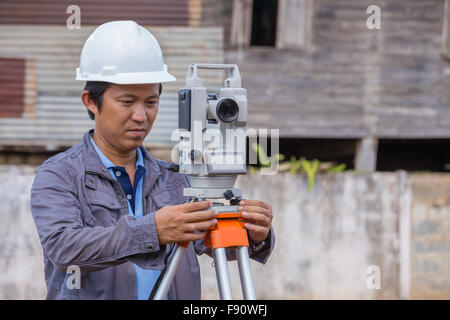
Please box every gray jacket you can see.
[30,130,274,299]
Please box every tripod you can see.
[151,201,256,300]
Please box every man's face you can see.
[94,83,160,152]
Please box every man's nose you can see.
[131,103,146,122]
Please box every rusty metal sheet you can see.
[0,57,25,118]
[0,0,191,26]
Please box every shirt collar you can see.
[83,130,161,198]
[89,134,144,170]
[89,135,115,169]
[136,144,145,168]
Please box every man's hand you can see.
[239,200,273,244]
[155,200,217,245]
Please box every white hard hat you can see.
[75,20,176,84]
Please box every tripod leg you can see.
[152,244,186,300]
[236,246,256,300]
[214,247,233,300]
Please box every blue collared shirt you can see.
[89,135,162,300]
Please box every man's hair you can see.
[84,81,163,120]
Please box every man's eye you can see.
[121,100,133,104]
[146,101,158,105]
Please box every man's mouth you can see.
[127,128,147,137]
[128,128,146,132]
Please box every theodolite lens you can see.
[216,98,239,123]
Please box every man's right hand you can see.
[155,200,218,245]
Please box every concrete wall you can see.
[409,175,450,299]
[0,165,448,299]
[0,165,46,299]
[201,171,409,299]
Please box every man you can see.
[30,21,274,300]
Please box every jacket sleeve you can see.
[30,164,165,272]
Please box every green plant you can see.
[249,142,348,193]
[327,163,347,173]
[300,158,320,193]
[288,156,302,174]
[250,142,284,168]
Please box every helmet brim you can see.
[76,68,176,84]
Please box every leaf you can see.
[301,158,320,193]
[289,156,302,174]
[250,142,285,168]
[327,163,347,173]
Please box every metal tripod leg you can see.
[153,245,256,300]
[152,244,186,300]
[236,246,256,300]
[214,247,233,300]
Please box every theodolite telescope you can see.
[151,64,255,300]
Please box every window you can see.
[231,0,312,50]
[377,139,450,172]
[251,0,278,46]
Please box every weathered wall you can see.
[409,175,450,299]
[201,171,409,299]
[0,165,46,299]
[0,165,448,299]
[225,0,450,139]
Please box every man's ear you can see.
[81,90,98,119]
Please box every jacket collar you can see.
[82,129,161,195]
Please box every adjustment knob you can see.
[223,190,234,200]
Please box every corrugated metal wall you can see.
[0,0,195,26]
[201,0,232,47]
[0,24,223,147]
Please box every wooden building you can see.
[205,0,450,171]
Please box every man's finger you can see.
[239,205,272,218]
[183,210,217,222]
[178,200,211,212]
[241,211,271,226]
[184,231,208,242]
[186,219,218,233]
[244,222,267,234]
[192,231,208,241]
[240,199,271,210]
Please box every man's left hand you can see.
[238,199,273,244]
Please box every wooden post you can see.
[442,0,450,60]
[276,0,313,50]
[24,58,37,119]
[354,137,379,171]
[397,170,411,300]
[231,0,253,49]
